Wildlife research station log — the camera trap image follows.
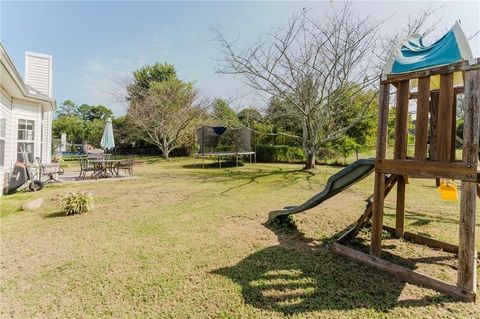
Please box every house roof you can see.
[0,42,56,110]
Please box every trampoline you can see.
[194,126,256,168]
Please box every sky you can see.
[1,1,479,116]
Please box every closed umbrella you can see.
[100,117,115,151]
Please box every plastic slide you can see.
[267,159,375,223]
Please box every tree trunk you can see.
[304,151,315,170]
[162,141,170,160]
[158,144,170,160]
[301,119,316,170]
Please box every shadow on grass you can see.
[219,169,316,195]
[383,206,477,227]
[212,218,460,315]
[44,211,68,218]
[182,162,245,169]
[175,164,319,195]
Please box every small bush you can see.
[255,144,305,163]
[59,191,94,215]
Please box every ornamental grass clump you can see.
[59,191,94,215]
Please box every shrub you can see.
[59,191,94,215]
[255,144,305,163]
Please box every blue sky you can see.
[2,1,479,115]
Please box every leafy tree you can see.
[57,100,78,117]
[83,119,105,147]
[52,100,116,146]
[238,108,263,128]
[327,87,378,159]
[133,62,177,90]
[52,115,85,143]
[127,80,206,159]
[211,99,239,126]
[113,115,145,148]
[265,98,302,140]
[113,116,131,147]
[78,104,113,122]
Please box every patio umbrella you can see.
[100,117,115,151]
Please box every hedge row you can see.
[255,144,305,163]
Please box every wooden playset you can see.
[333,58,480,302]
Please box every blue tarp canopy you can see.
[384,21,472,75]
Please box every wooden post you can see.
[450,92,458,160]
[395,177,406,237]
[371,83,390,257]
[429,91,440,162]
[394,80,409,238]
[394,80,410,159]
[457,69,479,294]
[414,77,430,160]
[436,73,454,162]
[428,92,441,186]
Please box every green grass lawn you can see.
[1,157,479,318]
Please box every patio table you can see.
[89,159,123,178]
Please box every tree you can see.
[127,80,206,159]
[113,115,139,148]
[327,87,378,158]
[238,107,263,128]
[78,104,113,122]
[52,100,116,146]
[215,4,380,169]
[83,119,105,147]
[56,100,78,117]
[265,97,302,145]
[211,99,239,126]
[52,115,85,143]
[133,62,177,90]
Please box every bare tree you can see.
[376,8,440,65]
[127,80,207,159]
[215,4,381,169]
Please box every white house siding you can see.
[0,91,54,192]
[0,89,12,192]
[11,99,42,162]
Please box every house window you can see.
[17,119,35,163]
[0,118,5,166]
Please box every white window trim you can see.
[17,118,35,162]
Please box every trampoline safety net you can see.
[196,126,252,155]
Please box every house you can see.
[0,43,56,190]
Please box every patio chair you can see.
[78,157,96,180]
[118,155,135,176]
[35,157,64,183]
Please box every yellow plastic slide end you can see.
[438,180,459,202]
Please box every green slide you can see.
[268,159,375,223]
